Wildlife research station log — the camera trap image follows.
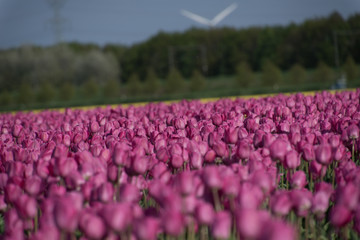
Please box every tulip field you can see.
[2,89,360,239]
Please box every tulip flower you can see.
[79,211,106,239]
[211,210,232,240]
[330,205,352,228]
[269,138,288,162]
[315,144,332,165]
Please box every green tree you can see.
[343,56,359,83]
[17,82,34,105]
[261,60,282,88]
[288,63,307,84]
[234,62,255,88]
[103,79,121,99]
[312,61,334,84]
[127,74,142,96]
[144,68,161,96]
[165,67,186,94]
[0,90,13,106]
[59,82,76,101]
[82,78,99,99]
[37,82,57,103]
[189,69,206,92]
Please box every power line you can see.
[46,0,68,44]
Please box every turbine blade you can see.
[211,3,238,26]
[180,9,211,26]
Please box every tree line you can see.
[0,11,359,109]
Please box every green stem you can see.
[212,188,222,212]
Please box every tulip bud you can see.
[212,140,228,158]
[204,150,216,163]
[212,113,223,126]
[194,201,215,225]
[302,144,315,162]
[24,176,42,196]
[202,166,222,189]
[312,191,330,218]
[97,182,114,203]
[118,183,141,203]
[12,124,22,137]
[170,154,184,169]
[54,197,79,232]
[190,151,203,169]
[90,121,100,133]
[225,127,238,144]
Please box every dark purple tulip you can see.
[79,212,106,239]
[347,124,359,139]
[330,205,352,228]
[290,170,307,189]
[134,217,159,240]
[190,151,203,169]
[211,210,232,240]
[212,140,228,158]
[212,113,223,126]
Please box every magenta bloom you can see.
[270,191,292,216]
[347,124,359,139]
[202,166,222,189]
[330,205,352,228]
[54,197,79,232]
[211,210,232,240]
[284,150,300,169]
[79,212,106,239]
[134,217,160,240]
[269,138,288,162]
[162,210,185,236]
[102,203,132,232]
[236,208,262,239]
[290,170,307,189]
[194,201,215,226]
[236,141,251,160]
[315,144,332,165]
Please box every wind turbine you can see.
[181,3,238,27]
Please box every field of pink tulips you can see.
[2,90,360,240]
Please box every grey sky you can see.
[0,0,359,49]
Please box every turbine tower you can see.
[181,3,238,27]
[46,0,67,43]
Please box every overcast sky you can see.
[0,0,359,49]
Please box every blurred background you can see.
[0,0,359,111]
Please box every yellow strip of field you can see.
[8,88,357,114]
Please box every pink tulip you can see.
[102,203,132,232]
[330,205,352,228]
[162,210,185,236]
[290,170,307,189]
[315,144,332,165]
[54,196,79,232]
[211,210,232,240]
[202,166,222,189]
[236,208,262,239]
[284,150,300,169]
[194,201,215,225]
[312,191,330,218]
[236,140,251,160]
[290,189,312,217]
[269,138,288,162]
[134,217,160,240]
[79,212,106,239]
[118,183,140,203]
[270,191,292,216]
[347,124,359,139]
